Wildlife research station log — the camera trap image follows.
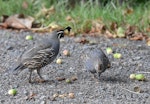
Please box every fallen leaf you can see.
[124,8,134,15]
[31,22,61,33]
[110,22,118,31]
[71,76,78,81]
[56,77,65,81]
[125,25,137,36]
[91,19,106,34]
[25,92,36,100]
[146,38,150,46]
[48,22,61,30]
[75,37,89,44]
[105,30,116,38]
[58,94,67,98]
[68,92,75,99]
[0,14,34,29]
[53,93,59,98]
[130,33,145,41]
[146,27,150,32]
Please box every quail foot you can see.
[84,48,111,80]
[11,26,71,83]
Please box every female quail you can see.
[84,48,111,80]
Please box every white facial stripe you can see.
[57,31,64,39]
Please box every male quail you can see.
[84,48,111,80]
[12,26,71,83]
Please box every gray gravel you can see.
[0,30,150,104]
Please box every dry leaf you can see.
[146,27,150,32]
[71,76,78,81]
[75,37,89,44]
[58,94,67,98]
[31,22,61,33]
[124,8,134,15]
[130,33,145,41]
[56,77,65,81]
[53,93,59,98]
[25,92,36,100]
[1,14,34,29]
[105,30,116,38]
[146,38,150,46]
[91,19,106,34]
[68,93,75,99]
[125,25,136,36]
[48,22,61,30]
[110,22,118,31]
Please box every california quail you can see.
[84,48,111,80]
[12,26,71,83]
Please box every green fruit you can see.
[25,35,33,40]
[129,74,136,80]
[135,74,145,81]
[106,47,113,54]
[66,78,71,83]
[117,27,125,38]
[113,53,122,59]
[8,89,17,96]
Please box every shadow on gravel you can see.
[29,79,58,86]
[100,76,127,83]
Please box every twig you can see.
[137,71,150,74]
[119,86,141,94]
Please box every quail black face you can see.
[57,32,64,39]
[57,26,71,39]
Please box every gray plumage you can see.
[84,48,111,80]
[12,26,71,83]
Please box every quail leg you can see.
[28,70,33,83]
[37,69,45,83]
[98,72,101,80]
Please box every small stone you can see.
[56,77,65,81]
[40,101,46,104]
[58,94,66,98]
[56,58,62,64]
[71,76,78,81]
[53,93,59,98]
[68,93,75,99]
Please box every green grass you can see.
[0,0,150,35]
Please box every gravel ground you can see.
[0,30,150,104]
